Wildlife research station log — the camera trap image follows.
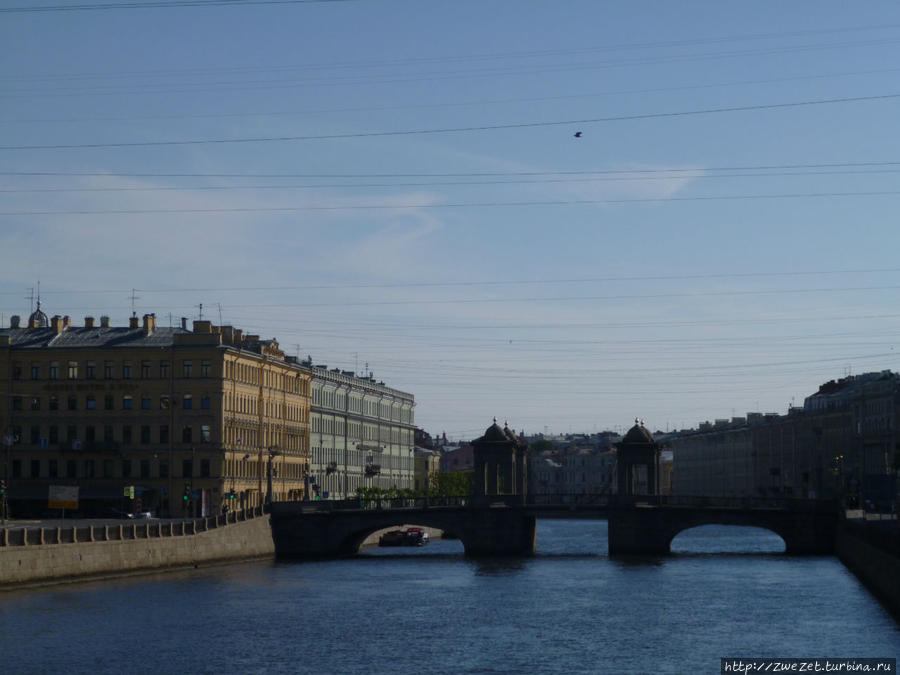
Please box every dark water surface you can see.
[1,520,897,674]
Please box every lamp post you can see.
[266,446,279,506]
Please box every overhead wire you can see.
[2,92,899,151]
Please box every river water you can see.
[1,520,897,674]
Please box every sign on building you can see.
[48,485,79,510]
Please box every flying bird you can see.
[574,131,582,138]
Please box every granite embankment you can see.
[835,517,900,618]
[0,508,274,589]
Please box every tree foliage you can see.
[428,470,473,496]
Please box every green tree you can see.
[428,471,473,496]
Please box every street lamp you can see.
[266,446,279,506]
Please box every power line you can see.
[2,92,898,151]
[0,0,351,12]
[7,167,900,193]
[5,189,900,216]
[4,161,899,179]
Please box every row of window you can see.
[9,457,210,481]
[11,393,212,412]
[311,388,413,423]
[224,361,309,394]
[7,423,211,446]
[12,359,212,381]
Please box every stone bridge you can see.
[268,495,838,558]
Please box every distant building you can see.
[669,371,900,506]
[414,447,441,492]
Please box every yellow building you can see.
[0,308,310,518]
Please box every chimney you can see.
[234,329,243,344]
[63,315,71,329]
[193,320,212,333]
[181,317,187,330]
[129,315,139,329]
[221,325,234,344]
[142,313,155,336]
[51,315,63,334]
[84,316,95,329]
[10,315,20,329]
[100,315,110,328]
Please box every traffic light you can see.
[228,490,235,500]
[183,482,191,502]
[0,479,6,496]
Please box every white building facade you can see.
[307,365,415,499]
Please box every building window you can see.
[12,396,22,411]
[122,459,132,478]
[141,361,151,378]
[67,395,77,411]
[201,458,210,477]
[12,364,21,380]
[49,362,59,380]
[123,425,132,444]
[182,458,193,478]
[123,395,133,410]
[104,425,113,443]
[66,460,76,479]
[67,361,78,379]
[201,395,211,410]
[30,426,40,445]
[49,395,58,411]
[159,461,169,479]
[140,459,150,479]
[30,364,40,380]
[182,426,192,443]
[84,459,95,478]
[200,425,210,443]
[141,395,151,410]
[122,362,132,379]
[183,360,193,378]
[67,425,77,442]
[103,460,113,479]
[30,459,40,478]
[160,360,170,378]
[160,425,169,444]
[49,426,58,444]
[183,394,192,410]
[30,396,40,411]
[49,459,58,478]
[141,425,151,444]
[86,361,96,379]
[85,425,96,442]
[104,361,113,379]
[104,394,114,410]
[200,359,211,377]
[11,460,21,478]
[86,395,96,410]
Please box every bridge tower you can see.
[472,419,528,503]
[616,420,660,496]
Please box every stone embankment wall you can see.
[835,518,900,617]
[0,509,274,588]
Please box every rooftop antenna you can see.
[354,352,359,376]
[129,288,140,317]
[168,312,173,328]
[217,302,223,325]
[196,303,203,321]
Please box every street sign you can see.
[48,485,79,510]
[123,485,135,499]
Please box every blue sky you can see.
[3,1,900,439]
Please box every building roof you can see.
[0,325,188,349]
[621,423,655,445]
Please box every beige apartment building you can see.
[1,307,310,518]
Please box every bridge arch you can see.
[668,523,787,553]
[607,504,836,555]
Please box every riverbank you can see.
[0,509,274,590]
[835,517,900,618]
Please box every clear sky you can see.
[3,1,900,440]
